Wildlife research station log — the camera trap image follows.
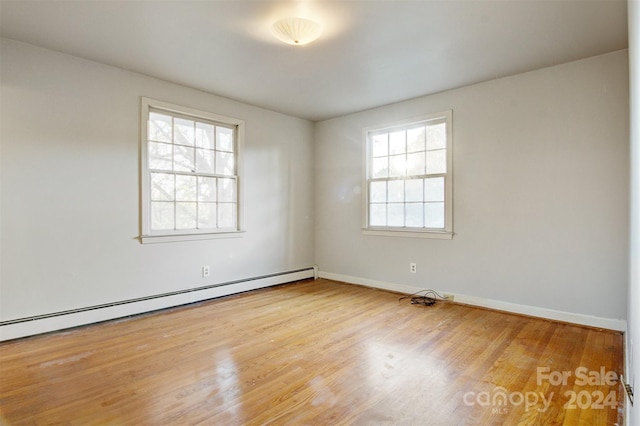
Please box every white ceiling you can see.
[0,0,628,121]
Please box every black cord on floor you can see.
[399,289,446,307]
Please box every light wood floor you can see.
[0,279,624,425]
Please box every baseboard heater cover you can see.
[0,267,315,341]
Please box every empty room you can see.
[1,0,639,424]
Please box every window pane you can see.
[387,203,404,227]
[407,127,426,153]
[148,142,173,171]
[218,203,236,228]
[370,181,386,203]
[216,151,235,176]
[174,145,195,172]
[389,130,406,155]
[144,103,241,237]
[151,201,174,230]
[426,149,446,174]
[425,202,445,228]
[370,204,386,226]
[425,177,444,202]
[372,134,388,157]
[389,155,406,177]
[388,180,404,202]
[406,203,424,227]
[372,157,388,178]
[150,173,174,201]
[198,202,216,229]
[176,175,197,201]
[149,112,172,143]
[406,152,426,176]
[195,148,215,174]
[176,202,197,229]
[198,176,216,202]
[217,127,234,152]
[218,178,236,202]
[175,118,195,146]
[405,179,423,202]
[195,122,214,149]
[426,123,446,150]
[365,113,450,233]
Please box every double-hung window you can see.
[140,97,244,243]
[364,110,453,239]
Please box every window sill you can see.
[140,230,245,244]
[362,228,453,239]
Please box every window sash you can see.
[140,97,244,242]
[363,111,452,238]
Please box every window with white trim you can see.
[364,111,453,239]
[140,98,244,243]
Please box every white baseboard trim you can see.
[0,268,315,341]
[319,271,627,332]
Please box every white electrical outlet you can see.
[202,266,210,277]
[409,263,417,273]
[443,293,454,301]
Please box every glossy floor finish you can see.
[0,279,624,425]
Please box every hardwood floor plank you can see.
[0,279,624,425]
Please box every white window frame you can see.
[139,97,245,243]
[362,110,453,239]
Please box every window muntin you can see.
[364,111,452,237]
[140,98,244,242]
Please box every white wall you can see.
[627,0,640,422]
[315,51,629,325]
[0,38,630,339]
[0,39,315,326]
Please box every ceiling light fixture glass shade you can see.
[272,17,322,46]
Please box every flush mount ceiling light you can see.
[272,17,322,46]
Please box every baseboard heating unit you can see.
[0,267,315,341]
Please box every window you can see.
[140,98,244,243]
[363,111,453,239]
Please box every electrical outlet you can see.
[443,293,454,301]
[202,266,210,278]
[409,263,417,274]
